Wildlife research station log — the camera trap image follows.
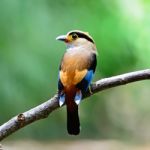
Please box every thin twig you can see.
[0,69,150,141]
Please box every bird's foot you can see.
[88,85,93,95]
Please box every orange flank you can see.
[60,69,87,88]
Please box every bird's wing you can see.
[58,52,96,90]
[76,53,97,92]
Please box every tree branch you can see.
[0,69,150,141]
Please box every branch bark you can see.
[0,69,150,141]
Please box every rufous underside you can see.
[60,53,91,89]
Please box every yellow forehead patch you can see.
[66,35,73,42]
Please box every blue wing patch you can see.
[76,70,94,92]
[84,70,94,85]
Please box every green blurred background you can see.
[0,0,150,142]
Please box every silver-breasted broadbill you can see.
[56,30,97,135]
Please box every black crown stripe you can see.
[69,32,94,43]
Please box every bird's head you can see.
[56,30,95,48]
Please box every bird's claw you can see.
[88,85,93,95]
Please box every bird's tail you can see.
[66,90,80,135]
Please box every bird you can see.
[56,30,97,135]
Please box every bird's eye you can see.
[71,33,78,40]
